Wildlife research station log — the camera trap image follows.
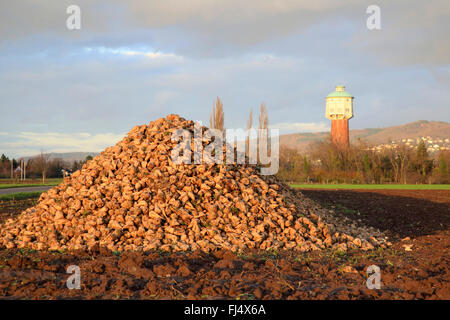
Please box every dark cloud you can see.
[2,0,448,65]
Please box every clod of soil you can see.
[0,115,386,253]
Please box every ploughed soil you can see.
[0,189,448,300]
[0,199,38,224]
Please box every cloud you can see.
[0,0,356,42]
[0,131,125,158]
[83,46,184,61]
[1,0,448,65]
[270,122,330,134]
[351,0,450,66]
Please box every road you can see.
[0,186,53,195]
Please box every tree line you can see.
[277,138,449,184]
[0,153,94,182]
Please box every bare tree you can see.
[210,97,224,132]
[24,159,28,180]
[258,103,268,131]
[33,151,51,184]
[389,146,411,184]
[18,159,28,181]
[246,108,253,157]
[257,103,269,163]
[18,159,23,181]
[247,108,253,131]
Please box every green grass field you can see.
[0,178,62,189]
[0,191,44,201]
[291,184,450,190]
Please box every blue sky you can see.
[0,0,449,158]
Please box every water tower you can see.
[325,85,354,148]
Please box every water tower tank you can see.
[325,86,354,147]
[325,85,354,120]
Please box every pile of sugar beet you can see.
[0,115,388,253]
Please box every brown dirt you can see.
[0,189,448,300]
[300,189,450,239]
[0,199,38,224]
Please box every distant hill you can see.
[22,152,100,162]
[280,120,450,152]
[351,120,450,144]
